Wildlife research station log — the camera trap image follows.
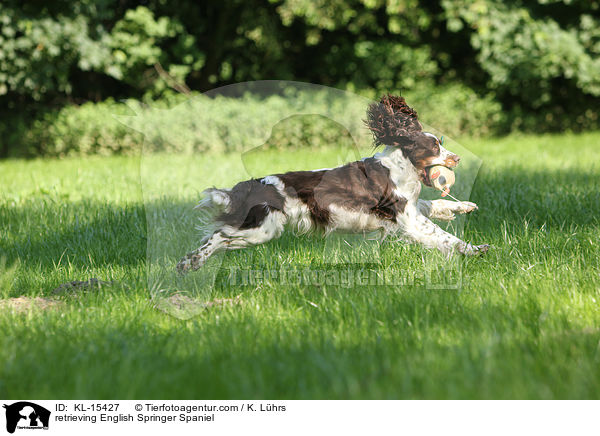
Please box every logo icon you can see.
[3,402,50,433]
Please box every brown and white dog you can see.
[177,95,488,273]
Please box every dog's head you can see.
[365,95,460,186]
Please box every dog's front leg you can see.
[399,207,488,256]
[417,199,478,222]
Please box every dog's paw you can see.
[177,251,207,274]
[473,244,490,255]
[176,257,192,274]
[462,243,490,256]
[459,201,478,214]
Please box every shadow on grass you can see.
[0,201,147,270]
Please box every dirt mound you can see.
[0,296,65,313]
[154,293,240,319]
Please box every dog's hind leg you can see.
[177,210,287,274]
[176,232,228,273]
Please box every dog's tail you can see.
[193,188,231,234]
[196,188,231,212]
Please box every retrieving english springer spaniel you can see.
[177,95,488,273]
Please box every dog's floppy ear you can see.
[365,94,423,147]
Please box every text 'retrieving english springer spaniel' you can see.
[177,95,488,273]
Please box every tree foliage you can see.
[0,0,598,153]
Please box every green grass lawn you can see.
[1,132,599,399]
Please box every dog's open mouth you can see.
[420,168,433,187]
[421,165,453,188]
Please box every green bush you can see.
[24,100,143,157]
[404,83,503,138]
[2,0,598,138]
[10,86,502,157]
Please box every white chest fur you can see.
[374,147,422,204]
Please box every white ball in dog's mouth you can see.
[426,165,455,196]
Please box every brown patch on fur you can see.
[218,179,285,229]
[401,135,441,170]
[277,170,330,225]
[278,158,407,226]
